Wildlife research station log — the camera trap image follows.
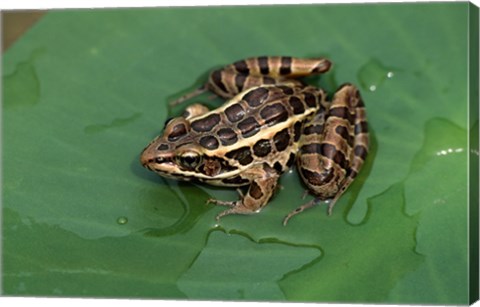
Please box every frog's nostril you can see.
[140,151,153,167]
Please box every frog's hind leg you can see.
[170,57,332,106]
[170,85,208,107]
[288,90,331,223]
[170,68,248,107]
[288,84,368,224]
[207,57,332,99]
[324,84,369,215]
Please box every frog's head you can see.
[140,117,206,180]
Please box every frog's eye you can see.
[177,152,202,170]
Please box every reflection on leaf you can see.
[84,112,142,134]
[141,180,213,237]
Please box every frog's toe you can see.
[215,209,233,221]
[283,198,321,226]
[301,189,310,199]
[206,198,236,207]
[215,203,259,221]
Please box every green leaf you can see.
[176,228,322,300]
[278,182,423,303]
[2,3,472,304]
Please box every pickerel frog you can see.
[140,56,369,225]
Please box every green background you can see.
[2,3,475,304]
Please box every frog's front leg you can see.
[207,163,280,221]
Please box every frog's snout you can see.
[140,139,176,172]
[140,149,152,167]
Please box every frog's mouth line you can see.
[143,157,173,170]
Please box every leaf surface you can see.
[2,3,471,304]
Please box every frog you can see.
[140,56,369,225]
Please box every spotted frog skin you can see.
[140,56,369,225]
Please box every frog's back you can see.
[187,85,327,173]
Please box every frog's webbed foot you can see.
[301,189,310,199]
[205,188,245,209]
[281,190,316,225]
[214,201,258,221]
[283,198,322,226]
[206,198,252,221]
[207,197,260,221]
[284,188,348,225]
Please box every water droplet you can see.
[117,216,128,225]
[357,59,397,92]
[435,147,465,156]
